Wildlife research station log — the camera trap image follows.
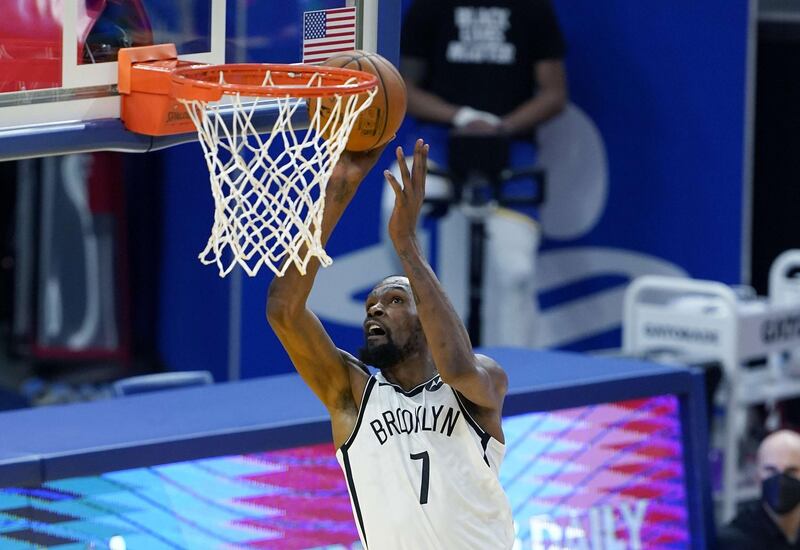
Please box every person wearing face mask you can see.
[718,430,800,549]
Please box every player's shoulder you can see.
[338,350,372,406]
[339,349,371,377]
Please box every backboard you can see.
[0,0,401,161]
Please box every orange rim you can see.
[171,63,378,102]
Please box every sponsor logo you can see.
[167,110,191,123]
[762,314,800,344]
[530,500,649,550]
[643,323,718,344]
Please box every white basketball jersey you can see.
[336,372,514,549]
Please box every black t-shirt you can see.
[717,502,800,550]
[401,0,565,117]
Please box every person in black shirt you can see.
[383,0,567,347]
[401,0,566,138]
[718,430,800,549]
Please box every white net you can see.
[179,70,376,277]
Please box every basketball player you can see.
[267,139,515,549]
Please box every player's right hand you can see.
[384,139,429,244]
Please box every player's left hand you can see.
[384,139,429,243]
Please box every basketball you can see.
[319,50,407,152]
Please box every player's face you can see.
[363,278,419,352]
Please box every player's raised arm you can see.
[383,140,508,412]
[267,148,384,418]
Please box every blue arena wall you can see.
[157,0,751,380]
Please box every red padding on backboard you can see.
[0,0,155,93]
[0,3,65,92]
[0,1,104,92]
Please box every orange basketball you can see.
[319,50,407,152]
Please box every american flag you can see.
[302,7,357,64]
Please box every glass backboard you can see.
[0,0,397,161]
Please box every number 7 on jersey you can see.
[410,451,430,504]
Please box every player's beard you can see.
[359,323,423,370]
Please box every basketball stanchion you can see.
[116,45,406,278]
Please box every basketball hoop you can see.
[118,44,378,277]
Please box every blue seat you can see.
[112,371,213,397]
